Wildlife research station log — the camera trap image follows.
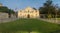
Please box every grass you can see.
[0,18,60,33]
[56,18,60,20]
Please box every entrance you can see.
[27,14,30,18]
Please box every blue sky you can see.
[0,0,60,10]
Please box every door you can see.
[27,14,30,18]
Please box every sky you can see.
[0,0,60,11]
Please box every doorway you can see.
[27,14,30,18]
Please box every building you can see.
[17,7,40,18]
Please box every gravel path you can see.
[0,17,60,24]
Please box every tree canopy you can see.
[0,6,15,14]
[0,6,8,13]
[0,6,15,18]
[39,0,56,14]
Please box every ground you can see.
[0,18,60,33]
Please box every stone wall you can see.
[0,12,8,19]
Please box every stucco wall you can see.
[18,7,40,18]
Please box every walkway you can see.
[39,18,60,24]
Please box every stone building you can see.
[17,7,40,18]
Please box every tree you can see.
[33,8,37,10]
[58,8,60,15]
[39,0,56,18]
[0,6,8,13]
[57,8,60,18]
[8,9,15,18]
[0,6,15,18]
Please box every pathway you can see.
[39,18,60,24]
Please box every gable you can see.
[24,7,36,12]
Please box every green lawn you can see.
[57,18,60,20]
[0,18,60,33]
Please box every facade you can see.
[17,7,40,18]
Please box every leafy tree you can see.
[56,8,60,18]
[58,8,60,15]
[0,6,8,13]
[0,6,15,18]
[8,9,15,18]
[39,0,56,18]
[33,8,37,10]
